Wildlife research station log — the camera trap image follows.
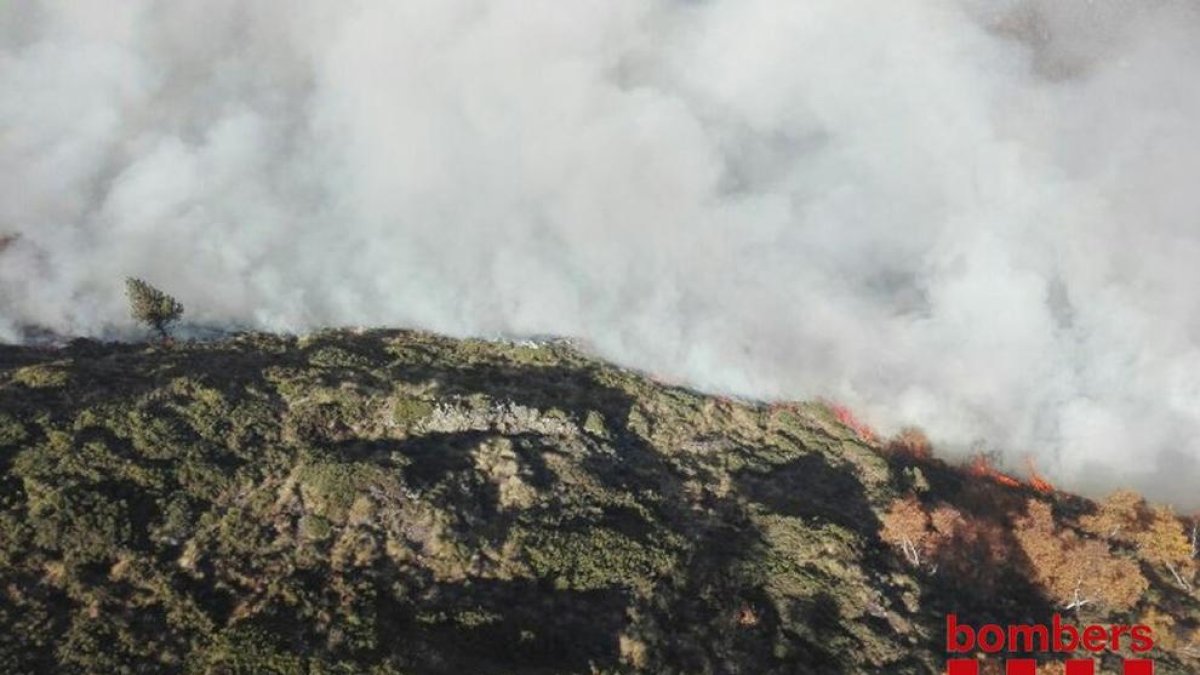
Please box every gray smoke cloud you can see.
[4,0,1200,503]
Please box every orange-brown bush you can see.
[926,503,1014,594]
[886,426,932,460]
[1081,489,1147,543]
[1014,499,1147,613]
[1082,490,1194,591]
[1138,505,1194,591]
[881,496,932,567]
[879,496,1013,592]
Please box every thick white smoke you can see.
[3,0,1200,502]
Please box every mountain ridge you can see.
[0,329,1195,673]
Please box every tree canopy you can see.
[125,277,184,341]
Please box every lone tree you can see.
[125,277,184,341]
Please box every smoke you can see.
[4,0,1200,502]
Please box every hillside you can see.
[0,330,1197,673]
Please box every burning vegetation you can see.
[830,402,1051,494]
[968,454,1022,489]
[1026,458,1055,494]
[829,402,877,443]
[1,331,1198,672]
[875,421,1200,670]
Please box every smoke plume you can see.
[4,0,1200,502]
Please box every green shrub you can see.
[0,414,27,447]
[308,347,371,370]
[12,364,68,388]
[516,527,676,591]
[392,398,433,430]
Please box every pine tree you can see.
[125,277,183,342]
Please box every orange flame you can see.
[830,403,876,443]
[1025,457,1055,494]
[969,454,1021,488]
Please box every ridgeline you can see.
[0,330,1196,673]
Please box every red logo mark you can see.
[947,659,1152,674]
[946,615,1155,674]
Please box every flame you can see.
[1025,457,1055,494]
[968,454,1021,488]
[830,403,876,443]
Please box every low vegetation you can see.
[0,329,1197,673]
